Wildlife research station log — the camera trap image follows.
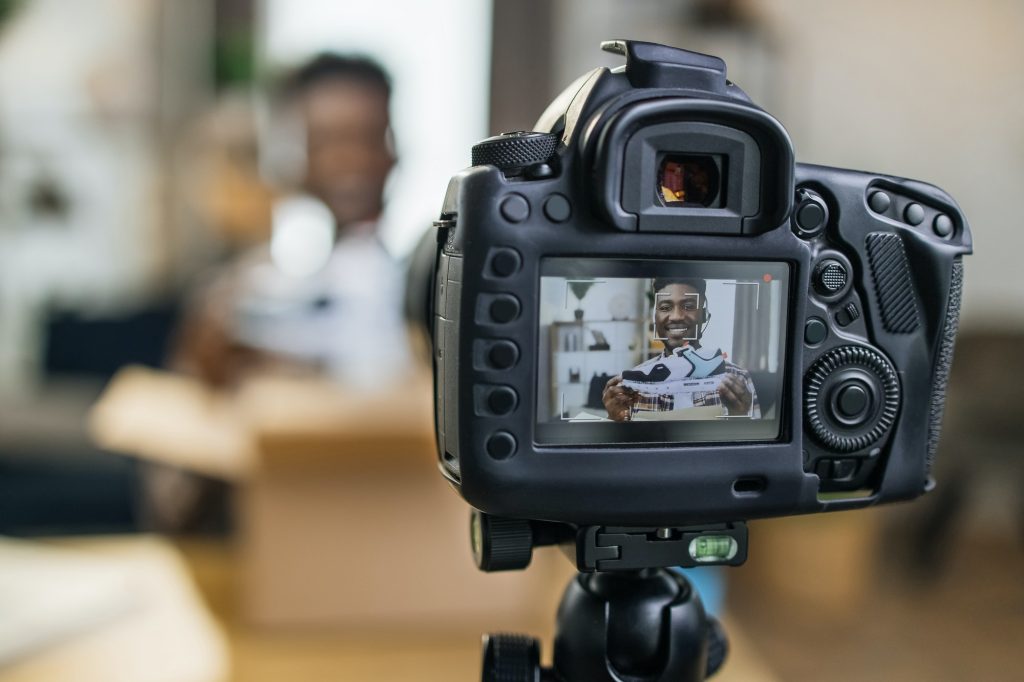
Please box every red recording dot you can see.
[762,273,773,282]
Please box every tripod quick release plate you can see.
[575,523,748,572]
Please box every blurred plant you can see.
[0,0,24,26]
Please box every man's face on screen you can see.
[654,283,703,351]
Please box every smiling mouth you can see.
[666,326,691,336]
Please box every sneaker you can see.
[621,346,725,394]
[682,346,725,378]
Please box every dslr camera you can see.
[427,40,972,575]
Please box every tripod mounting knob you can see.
[482,633,541,682]
[471,510,534,572]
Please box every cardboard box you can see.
[90,367,573,630]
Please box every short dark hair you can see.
[282,53,392,100]
[652,277,706,297]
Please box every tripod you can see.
[483,568,728,681]
[473,513,737,681]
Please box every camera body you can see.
[431,41,971,539]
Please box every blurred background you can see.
[0,0,1021,680]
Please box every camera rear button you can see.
[487,387,518,415]
[836,384,870,419]
[491,249,521,277]
[489,295,521,323]
[488,341,519,369]
[486,432,517,460]
[868,190,891,214]
[543,194,572,223]
[804,317,828,345]
[904,202,925,226]
[933,214,954,238]
[500,194,530,223]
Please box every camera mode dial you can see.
[805,346,900,453]
[472,132,559,176]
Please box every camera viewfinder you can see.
[657,154,724,208]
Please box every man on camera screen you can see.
[602,277,760,422]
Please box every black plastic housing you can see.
[431,41,972,528]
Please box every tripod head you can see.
[472,511,741,681]
[482,569,729,681]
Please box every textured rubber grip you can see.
[926,258,964,479]
[866,232,921,334]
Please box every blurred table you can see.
[89,367,574,630]
[0,535,228,682]
[91,368,778,679]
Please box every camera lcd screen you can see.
[536,258,789,446]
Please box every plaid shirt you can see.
[629,350,761,419]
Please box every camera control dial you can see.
[472,131,559,176]
[805,346,901,453]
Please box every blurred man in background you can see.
[175,53,410,388]
[155,54,411,531]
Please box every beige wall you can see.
[497,0,1022,329]
[756,0,1023,329]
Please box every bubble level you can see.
[688,535,739,563]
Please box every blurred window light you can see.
[259,0,492,258]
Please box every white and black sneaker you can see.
[621,346,725,394]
